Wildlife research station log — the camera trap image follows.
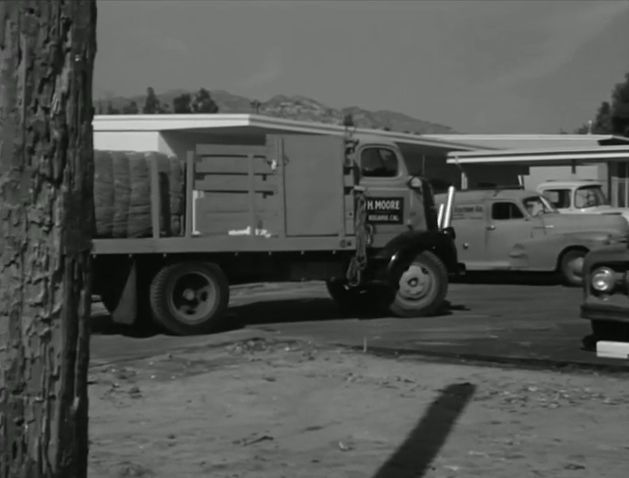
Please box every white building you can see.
[93,114,629,197]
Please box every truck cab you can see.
[537,180,629,222]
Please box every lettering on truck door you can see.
[358,146,417,247]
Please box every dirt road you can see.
[88,335,629,478]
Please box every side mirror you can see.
[408,176,423,190]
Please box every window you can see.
[574,186,606,208]
[360,148,398,177]
[543,189,571,208]
[492,202,524,220]
[522,195,556,216]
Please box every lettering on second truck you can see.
[90,134,464,335]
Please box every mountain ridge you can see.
[96,89,457,134]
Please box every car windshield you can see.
[574,185,607,208]
[522,195,556,216]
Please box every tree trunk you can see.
[0,1,96,477]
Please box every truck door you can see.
[484,200,542,268]
[357,145,422,246]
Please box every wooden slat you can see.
[196,156,276,175]
[185,151,194,238]
[196,144,270,157]
[195,192,279,213]
[194,211,281,236]
[275,137,287,239]
[194,174,278,193]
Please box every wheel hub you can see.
[182,288,196,301]
[169,272,215,324]
[398,264,432,300]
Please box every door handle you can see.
[486,224,496,231]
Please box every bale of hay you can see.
[111,151,131,238]
[93,150,114,238]
[126,152,152,238]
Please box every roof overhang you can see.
[447,145,629,166]
[93,113,481,152]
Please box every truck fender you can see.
[374,230,460,284]
[109,260,138,325]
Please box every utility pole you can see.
[0,1,97,477]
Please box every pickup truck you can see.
[537,180,629,222]
[434,188,629,286]
[92,134,462,335]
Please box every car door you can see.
[357,145,419,247]
[484,200,544,269]
[448,202,488,269]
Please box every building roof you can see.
[424,133,629,151]
[447,145,629,166]
[537,179,604,189]
[434,188,537,203]
[93,113,481,152]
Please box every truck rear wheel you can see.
[149,261,229,335]
[389,251,448,317]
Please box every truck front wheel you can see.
[389,251,448,317]
[149,261,229,335]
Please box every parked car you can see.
[434,188,629,286]
[537,180,629,222]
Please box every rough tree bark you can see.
[0,1,96,477]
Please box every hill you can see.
[95,89,456,134]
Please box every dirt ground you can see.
[87,336,629,478]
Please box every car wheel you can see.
[559,248,587,287]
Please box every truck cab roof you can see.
[538,179,603,189]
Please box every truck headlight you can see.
[591,267,615,293]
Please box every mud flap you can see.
[111,262,138,325]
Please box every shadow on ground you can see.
[453,271,561,286]
[373,382,476,477]
[90,296,466,337]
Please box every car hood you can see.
[542,212,629,235]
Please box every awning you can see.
[447,145,629,166]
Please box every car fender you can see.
[509,233,620,270]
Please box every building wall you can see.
[93,131,161,152]
[462,164,528,189]
[158,131,266,159]
[523,164,607,192]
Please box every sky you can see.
[95,0,629,134]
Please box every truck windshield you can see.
[522,195,556,216]
[574,186,607,208]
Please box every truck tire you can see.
[149,261,229,335]
[389,250,448,317]
[559,248,587,287]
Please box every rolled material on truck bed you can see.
[93,150,185,238]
